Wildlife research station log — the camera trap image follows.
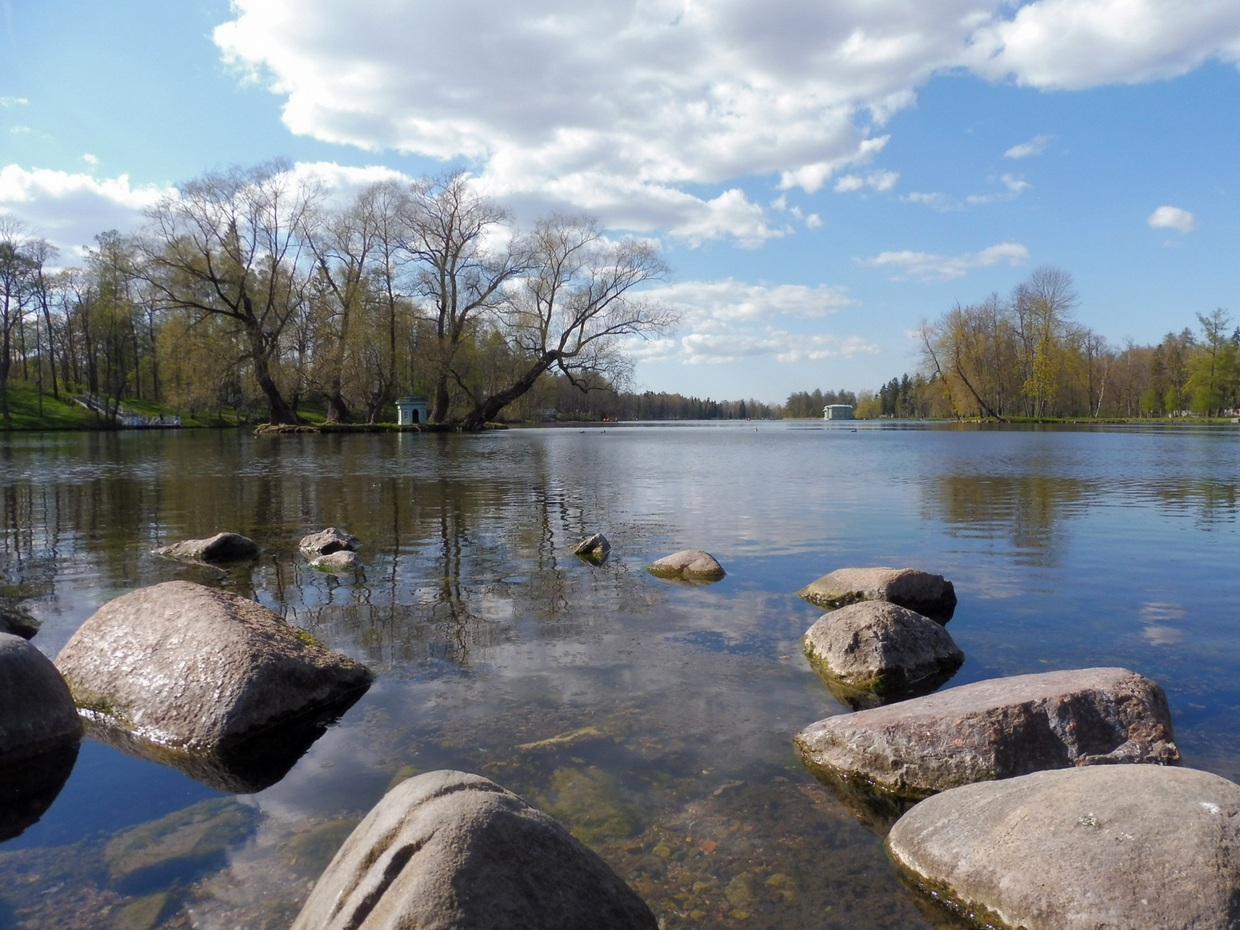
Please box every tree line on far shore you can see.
[0,162,675,429]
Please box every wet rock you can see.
[299,527,361,555]
[572,533,612,564]
[646,549,726,582]
[802,601,964,705]
[0,602,39,639]
[538,765,643,844]
[798,567,957,622]
[308,550,361,573]
[887,765,1240,930]
[55,581,372,759]
[290,769,658,930]
[0,632,82,761]
[152,531,262,563]
[795,667,1179,798]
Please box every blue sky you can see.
[2,0,1239,404]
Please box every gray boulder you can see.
[803,601,964,707]
[153,531,262,562]
[0,632,82,761]
[798,566,957,621]
[646,549,726,581]
[887,765,1240,930]
[795,667,1179,798]
[572,533,611,564]
[299,527,361,555]
[0,603,39,639]
[55,581,372,757]
[290,770,658,930]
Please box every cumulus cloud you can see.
[0,166,168,256]
[206,1,1240,243]
[858,242,1030,281]
[1147,204,1196,233]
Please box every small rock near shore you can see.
[299,527,361,555]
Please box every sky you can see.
[2,0,1239,405]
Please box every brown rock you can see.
[646,549,725,581]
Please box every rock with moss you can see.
[796,667,1179,798]
[887,765,1240,930]
[798,567,957,622]
[55,581,372,761]
[152,531,262,563]
[803,601,963,708]
[308,550,361,573]
[291,769,657,930]
[646,549,726,582]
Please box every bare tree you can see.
[457,215,677,430]
[138,160,321,424]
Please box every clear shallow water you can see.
[2,421,1239,928]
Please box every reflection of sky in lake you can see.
[2,422,1239,929]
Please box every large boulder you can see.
[0,632,82,760]
[798,567,957,621]
[290,770,658,930]
[803,601,964,708]
[153,531,262,562]
[795,667,1179,798]
[887,765,1240,930]
[299,527,361,555]
[55,581,372,758]
[646,549,726,582]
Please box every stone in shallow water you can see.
[798,566,957,622]
[152,531,261,563]
[887,765,1240,930]
[645,549,726,581]
[795,666,1179,797]
[802,601,964,705]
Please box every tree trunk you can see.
[458,355,554,430]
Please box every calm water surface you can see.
[2,421,1239,929]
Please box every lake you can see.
[2,421,1238,929]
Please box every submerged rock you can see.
[572,533,612,564]
[646,549,726,582]
[798,567,957,622]
[308,550,361,573]
[55,581,372,760]
[795,667,1179,798]
[152,532,262,563]
[887,765,1240,930]
[802,601,964,705]
[291,769,657,930]
[299,527,361,555]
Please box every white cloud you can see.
[0,96,29,108]
[858,242,1030,280]
[0,166,168,255]
[648,278,856,324]
[1148,204,1196,233]
[965,0,1240,90]
[1005,134,1053,158]
[835,170,899,193]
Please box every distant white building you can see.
[823,404,854,420]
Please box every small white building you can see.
[823,404,854,421]
[395,396,429,426]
